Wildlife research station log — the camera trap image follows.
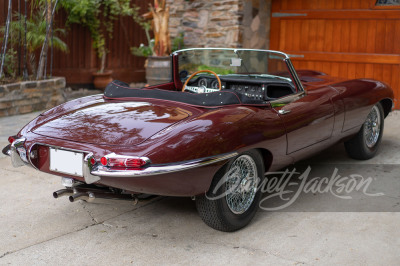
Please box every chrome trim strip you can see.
[285,58,304,92]
[270,91,306,108]
[172,48,304,93]
[91,152,238,178]
[173,48,290,59]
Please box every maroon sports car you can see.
[3,48,394,231]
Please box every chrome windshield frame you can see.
[172,47,304,93]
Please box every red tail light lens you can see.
[125,158,147,168]
[8,136,16,144]
[90,158,96,165]
[100,157,108,166]
[100,154,149,169]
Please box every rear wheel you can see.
[344,103,384,160]
[195,150,264,232]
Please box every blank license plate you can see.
[49,148,83,177]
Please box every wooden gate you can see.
[270,0,400,109]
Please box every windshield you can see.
[176,48,293,83]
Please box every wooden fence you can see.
[1,0,150,85]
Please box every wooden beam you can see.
[285,51,400,65]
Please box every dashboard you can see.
[186,75,295,101]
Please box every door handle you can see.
[278,109,291,115]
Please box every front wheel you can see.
[344,103,384,160]
[195,150,264,232]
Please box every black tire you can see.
[195,150,265,232]
[344,103,384,160]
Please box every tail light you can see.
[100,153,150,169]
[8,136,17,144]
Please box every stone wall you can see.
[242,0,271,49]
[0,78,66,117]
[168,0,243,47]
[167,0,271,49]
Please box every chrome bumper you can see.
[8,138,30,167]
[6,137,237,183]
[91,152,238,178]
[2,144,11,156]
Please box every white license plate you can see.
[49,148,83,177]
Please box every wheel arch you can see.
[212,148,273,183]
[380,98,393,118]
[256,148,273,172]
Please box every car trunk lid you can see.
[32,101,191,146]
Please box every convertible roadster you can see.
[3,48,394,231]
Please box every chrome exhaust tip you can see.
[69,192,95,203]
[53,189,73,198]
[53,186,139,204]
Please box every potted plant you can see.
[61,0,133,89]
[131,0,182,85]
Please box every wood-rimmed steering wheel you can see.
[181,69,222,92]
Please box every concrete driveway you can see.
[0,110,399,265]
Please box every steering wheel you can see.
[181,69,222,93]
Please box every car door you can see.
[270,86,336,154]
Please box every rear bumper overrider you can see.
[4,137,237,184]
[6,138,29,167]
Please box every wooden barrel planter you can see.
[146,56,172,85]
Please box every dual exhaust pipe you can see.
[53,188,139,204]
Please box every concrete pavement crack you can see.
[80,201,99,224]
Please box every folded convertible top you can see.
[103,80,268,107]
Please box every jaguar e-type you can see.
[3,48,394,231]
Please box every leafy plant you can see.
[171,32,185,52]
[60,0,133,73]
[0,48,17,79]
[131,40,154,57]
[0,10,68,78]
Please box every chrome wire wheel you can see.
[364,105,382,148]
[225,155,258,214]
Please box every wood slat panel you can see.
[271,0,400,109]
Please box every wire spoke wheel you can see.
[195,150,264,232]
[344,103,385,160]
[225,155,258,214]
[364,105,381,148]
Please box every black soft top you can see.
[104,80,268,107]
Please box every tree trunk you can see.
[37,0,53,79]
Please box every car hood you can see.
[32,101,191,146]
